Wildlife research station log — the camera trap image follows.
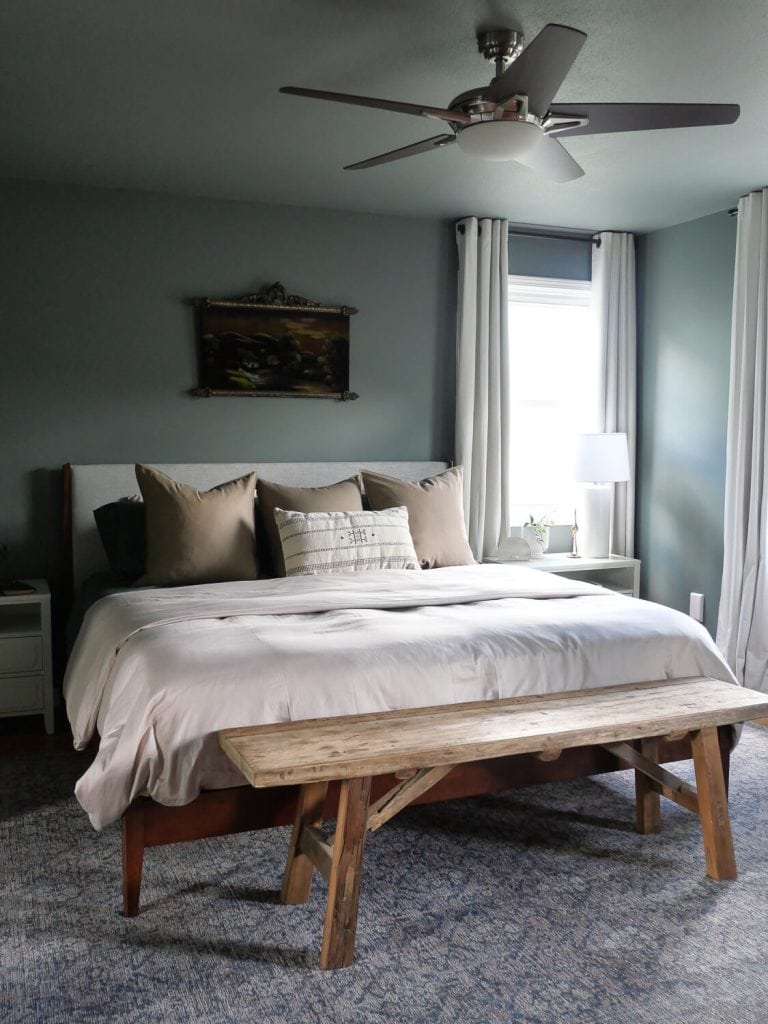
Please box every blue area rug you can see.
[2,727,767,1023]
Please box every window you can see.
[507,274,598,525]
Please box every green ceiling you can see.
[2,0,765,230]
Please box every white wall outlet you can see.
[689,592,705,623]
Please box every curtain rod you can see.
[456,223,601,246]
[507,228,600,246]
[728,186,768,215]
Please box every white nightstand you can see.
[0,580,54,733]
[488,553,640,598]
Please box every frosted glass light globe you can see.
[455,119,543,162]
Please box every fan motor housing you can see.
[448,89,497,117]
[449,89,532,124]
[477,29,524,68]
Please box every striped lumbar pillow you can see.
[273,506,420,576]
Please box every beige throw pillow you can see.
[257,476,363,576]
[135,465,259,585]
[274,507,420,576]
[361,466,475,569]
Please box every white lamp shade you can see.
[574,433,630,483]
[455,120,543,162]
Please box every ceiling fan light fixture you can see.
[455,119,543,162]
[281,22,740,179]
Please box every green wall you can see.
[636,211,736,634]
[6,177,735,633]
[0,180,456,585]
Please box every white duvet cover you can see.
[64,564,735,829]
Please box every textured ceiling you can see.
[1,0,766,231]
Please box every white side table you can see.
[0,580,54,733]
[487,554,641,598]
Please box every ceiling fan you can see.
[280,23,739,182]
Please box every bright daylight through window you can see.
[507,275,597,526]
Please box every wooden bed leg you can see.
[634,737,661,834]
[281,781,328,905]
[320,776,371,970]
[691,726,737,881]
[122,805,145,917]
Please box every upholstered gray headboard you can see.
[64,461,448,591]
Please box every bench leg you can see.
[281,781,328,905]
[718,725,731,796]
[122,805,145,917]
[634,737,661,834]
[320,775,371,970]
[691,726,737,881]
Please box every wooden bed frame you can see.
[61,463,732,917]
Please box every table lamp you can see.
[574,433,630,558]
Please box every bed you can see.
[61,461,737,915]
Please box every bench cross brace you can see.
[602,726,736,881]
[366,764,455,832]
[602,740,700,815]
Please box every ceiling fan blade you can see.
[344,135,456,170]
[280,87,471,125]
[515,134,584,182]
[547,102,740,137]
[485,24,587,115]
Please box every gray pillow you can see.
[93,498,145,581]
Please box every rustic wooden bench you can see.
[219,677,768,970]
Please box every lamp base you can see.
[577,483,612,558]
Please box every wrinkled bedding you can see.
[64,571,143,653]
[63,564,736,829]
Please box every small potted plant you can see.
[521,513,554,558]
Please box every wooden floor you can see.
[0,713,73,756]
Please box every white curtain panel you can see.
[717,188,768,691]
[455,217,511,559]
[592,232,637,556]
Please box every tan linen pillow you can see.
[361,466,475,569]
[135,465,259,585]
[257,476,363,576]
[274,506,420,576]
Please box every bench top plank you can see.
[219,677,768,788]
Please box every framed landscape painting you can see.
[193,282,358,400]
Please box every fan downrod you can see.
[477,29,524,77]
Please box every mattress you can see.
[63,563,736,830]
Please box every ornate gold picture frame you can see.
[192,282,358,400]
